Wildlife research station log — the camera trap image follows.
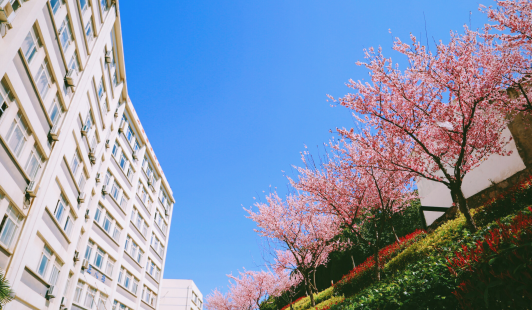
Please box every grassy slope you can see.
[276,178,532,310]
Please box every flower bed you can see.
[333,229,426,296]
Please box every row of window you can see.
[103,170,129,209]
[124,235,143,265]
[74,279,108,310]
[130,207,148,237]
[117,266,139,295]
[84,239,115,277]
[112,140,135,182]
[94,204,122,242]
[150,233,165,258]
[146,258,161,281]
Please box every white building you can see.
[159,279,203,310]
[0,0,175,309]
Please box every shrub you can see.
[334,230,426,296]
[447,208,532,309]
[312,296,345,310]
[473,174,532,227]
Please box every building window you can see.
[84,240,94,261]
[103,213,112,233]
[0,205,23,249]
[85,20,93,41]
[48,96,62,125]
[110,181,120,201]
[97,79,104,99]
[119,195,128,209]
[105,258,114,276]
[97,293,108,310]
[94,247,104,269]
[48,262,61,293]
[6,112,29,157]
[50,0,61,14]
[53,194,68,225]
[74,280,84,303]
[84,286,96,309]
[58,17,73,51]
[53,194,74,237]
[37,245,52,277]
[119,152,127,170]
[21,31,38,64]
[35,61,52,99]
[79,0,88,11]
[112,224,121,241]
[69,53,80,73]
[25,147,43,180]
[111,141,119,157]
[0,80,11,121]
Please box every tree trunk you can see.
[351,255,356,269]
[391,221,400,243]
[289,296,294,310]
[304,273,316,307]
[373,220,381,281]
[450,183,477,232]
[313,268,317,294]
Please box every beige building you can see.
[0,0,175,310]
[159,279,203,310]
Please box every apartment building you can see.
[159,279,203,310]
[0,0,175,310]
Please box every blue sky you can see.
[120,0,491,298]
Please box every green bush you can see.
[311,296,345,310]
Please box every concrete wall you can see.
[160,279,203,310]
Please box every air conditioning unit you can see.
[132,151,138,160]
[64,69,78,88]
[114,108,119,119]
[78,192,86,203]
[81,259,89,270]
[25,181,37,198]
[61,296,68,306]
[95,173,101,183]
[105,139,110,149]
[89,148,96,165]
[164,209,169,216]
[105,51,112,64]
[48,122,60,141]
[85,209,90,220]
[102,185,108,195]
[118,120,126,133]
[73,251,79,263]
[81,124,89,136]
[45,286,55,300]
[147,176,154,186]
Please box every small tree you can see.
[246,193,341,307]
[293,148,413,280]
[333,28,527,231]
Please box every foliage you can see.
[383,214,469,274]
[334,230,426,296]
[0,270,13,308]
[474,174,532,227]
[447,208,532,309]
[311,296,345,310]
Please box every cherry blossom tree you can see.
[292,146,413,280]
[246,193,342,307]
[482,0,532,111]
[206,289,234,310]
[332,27,527,231]
[206,269,285,310]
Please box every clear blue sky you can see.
[119,0,491,297]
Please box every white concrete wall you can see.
[418,127,527,208]
[160,279,203,310]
